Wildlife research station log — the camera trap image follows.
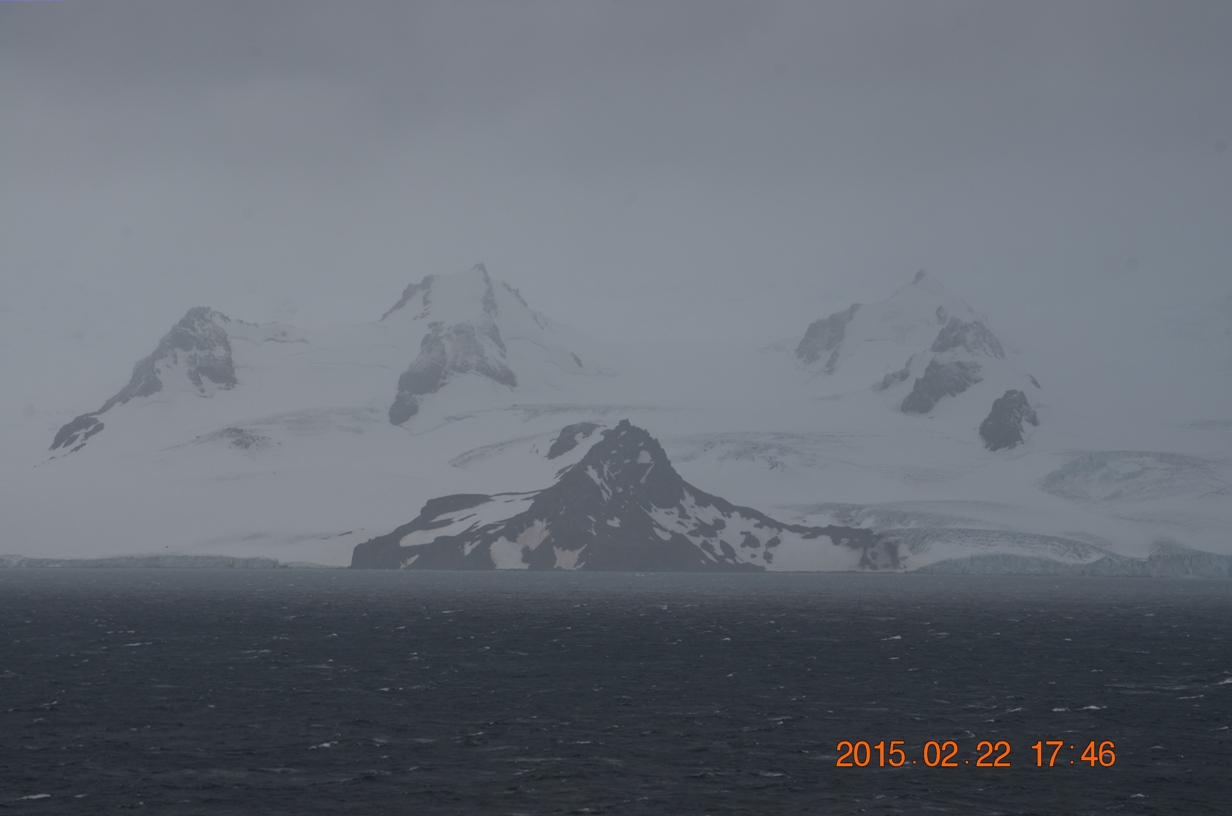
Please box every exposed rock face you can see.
[930,317,1004,358]
[978,389,1038,450]
[546,422,601,459]
[50,414,105,451]
[352,420,891,572]
[875,363,911,392]
[389,321,517,424]
[900,360,983,414]
[795,304,860,372]
[382,264,570,426]
[51,307,236,452]
[117,306,237,401]
[380,275,435,321]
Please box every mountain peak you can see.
[381,265,586,425]
[553,418,683,511]
[50,306,237,452]
[352,421,894,572]
[380,264,505,324]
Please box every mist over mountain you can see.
[4,264,1227,575]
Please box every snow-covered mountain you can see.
[352,420,894,571]
[793,271,1042,451]
[51,307,280,453]
[49,263,600,455]
[4,265,1228,574]
[378,263,594,424]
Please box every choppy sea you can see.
[0,570,1228,814]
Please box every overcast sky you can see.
[1,0,1230,414]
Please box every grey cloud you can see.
[0,0,1229,407]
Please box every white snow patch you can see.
[517,519,550,551]
[488,537,528,569]
[488,519,549,569]
[553,546,584,570]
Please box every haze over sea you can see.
[1,570,1228,815]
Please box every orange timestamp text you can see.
[834,739,1117,768]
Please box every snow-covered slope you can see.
[3,266,1228,573]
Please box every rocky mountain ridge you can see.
[352,420,894,571]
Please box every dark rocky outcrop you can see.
[389,321,517,424]
[351,494,492,569]
[352,420,890,572]
[546,422,601,459]
[107,306,236,404]
[875,363,912,391]
[384,265,536,425]
[930,317,1004,358]
[900,360,982,414]
[978,389,1038,450]
[51,307,236,451]
[50,414,105,451]
[795,303,860,373]
[380,275,435,321]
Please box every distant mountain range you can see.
[5,264,1227,575]
[51,264,597,453]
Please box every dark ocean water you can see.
[0,570,1228,815]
